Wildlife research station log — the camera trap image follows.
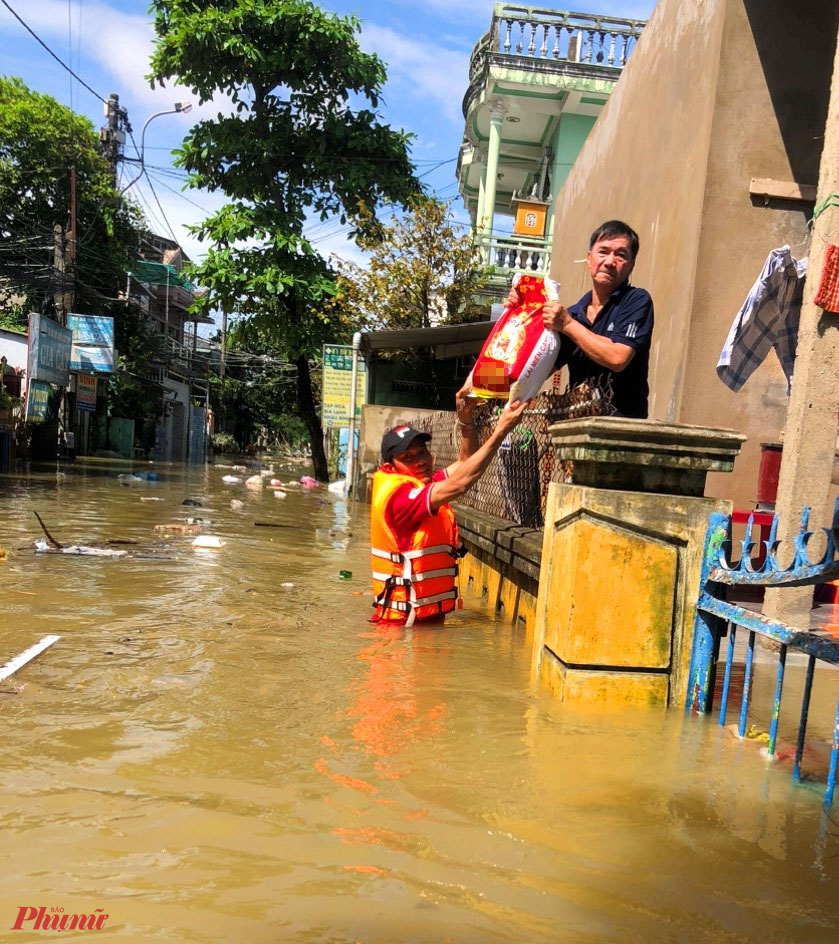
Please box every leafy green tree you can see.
[148,0,421,480]
[212,310,340,452]
[0,76,142,315]
[331,197,489,406]
[335,197,490,331]
[0,77,162,455]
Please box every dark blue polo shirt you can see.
[556,281,654,418]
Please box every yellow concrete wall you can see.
[542,516,676,669]
[533,482,731,708]
[539,654,670,707]
[548,0,838,508]
[458,545,540,653]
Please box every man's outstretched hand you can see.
[498,398,529,432]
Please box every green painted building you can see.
[457,4,646,288]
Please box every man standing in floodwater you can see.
[370,395,527,627]
[542,219,654,418]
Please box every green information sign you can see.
[321,345,366,429]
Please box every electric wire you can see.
[0,0,107,105]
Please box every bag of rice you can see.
[465,273,560,402]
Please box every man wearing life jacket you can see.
[370,396,528,627]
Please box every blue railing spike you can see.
[794,655,816,783]
[768,644,787,757]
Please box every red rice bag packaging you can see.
[466,273,560,401]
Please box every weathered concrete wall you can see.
[549,0,725,420]
[681,0,839,503]
[533,482,732,708]
[549,0,838,508]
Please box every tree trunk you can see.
[295,354,328,481]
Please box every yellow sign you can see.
[322,344,366,429]
[512,197,549,238]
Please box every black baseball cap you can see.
[381,425,432,462]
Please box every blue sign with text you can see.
[27,313,72,386]
[68,314,115,373]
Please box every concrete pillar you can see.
[479,102,507,236]
[532,418,744,707]
[546,114,597,240]
[474,143,488,236]
[765,24,839,626]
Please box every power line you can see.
[0,0,107,105]
[127,129,182,246]
[145,169,214,215]
[143,169,181,245]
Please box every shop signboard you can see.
[28,313,72,386]
[321,344,366,429]
[76,373,98,413]
[68,314,115,373]
[26,380,51,423]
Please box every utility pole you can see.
[52,223,66,324]
[63,165,76,324]
[51,167,78,459]
[100,93,127,181]
[218,308,228,432]
[220,308,228,381]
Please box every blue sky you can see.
[0,0,656,275]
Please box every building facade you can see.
[457,4,646,291]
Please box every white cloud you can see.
[360,23,467,126]
[0,0,230,118]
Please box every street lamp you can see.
[120,102,193,194]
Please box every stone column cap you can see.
[550,416,745,473]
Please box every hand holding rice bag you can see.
[465,273,560,402]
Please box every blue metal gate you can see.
[687,501,839,808]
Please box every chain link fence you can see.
[407,378,613,528]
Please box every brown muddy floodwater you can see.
[1,458,839,943]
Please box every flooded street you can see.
[2,460,839,943]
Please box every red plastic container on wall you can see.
[756,442,783,509]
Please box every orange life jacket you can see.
[370,468,462,626]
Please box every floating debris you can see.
[192,535,226,550]
[222,475,241,485]
[154,523,201,534]
[230,499,244,511]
